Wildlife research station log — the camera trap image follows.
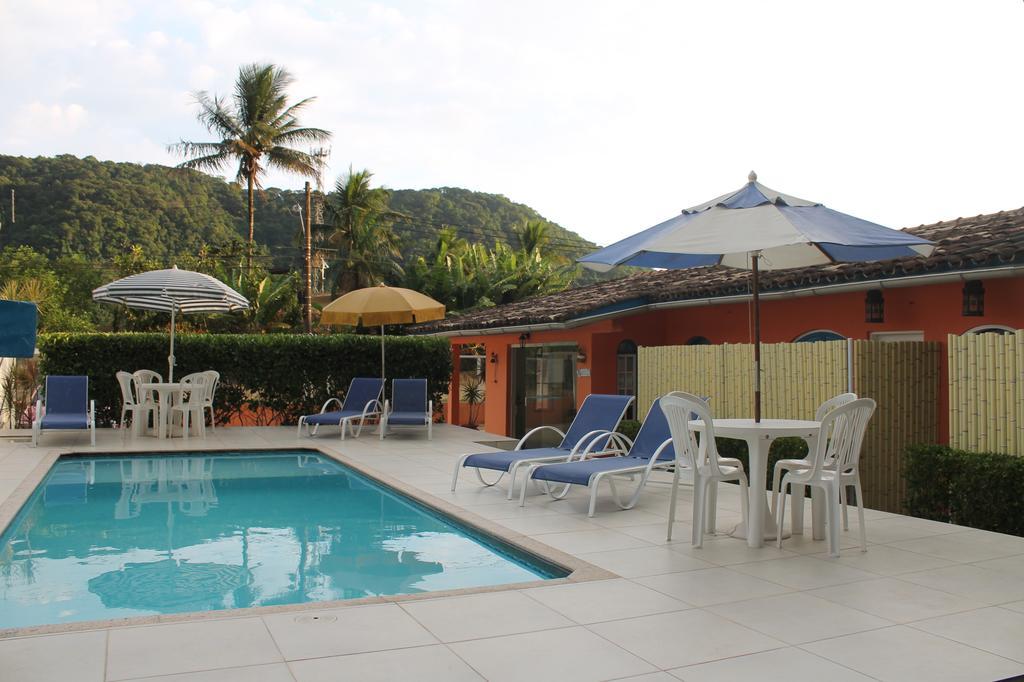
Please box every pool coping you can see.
[0,443,617,639]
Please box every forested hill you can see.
[0,154,594,265]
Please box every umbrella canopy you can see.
[320,284,445,379]
[93,266,249,381]
[579,172,935,420]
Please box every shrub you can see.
[617,419,641,441]
[38,333,452,427]
[905,444,1024,537]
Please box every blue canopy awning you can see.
[0,300,38,358]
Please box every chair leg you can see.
[776,480,788,549]
[770,463,785,525]
[692,476,707,548]
[705,480,718,535]
[791,483,806,536]
[588,477,601,518]
[667,463,681,541]
[826,484,841,558]
[451,454,470,492]
[207,406,215,431]
[297,417,305,438]
[840,484,849,531]
[182,411,189,441]
[853,478,867,552]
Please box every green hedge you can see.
[38,333,452,427]
[905,444,1024,537]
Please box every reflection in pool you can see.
[0,451,564,629]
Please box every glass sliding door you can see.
[509,344,577,443]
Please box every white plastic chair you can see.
[170,372,211,440]
[201,370,220,430]
[663,393,749,548]
[131,369,163,411]
[771,392,858,532]
[775,397,876,557]
[116,371,157,438]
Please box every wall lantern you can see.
[865,290,884,323]
[518,332,530,348]
[489,352,498,364]
[962,280,985,317]
[576,347,587,363]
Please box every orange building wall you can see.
[445,276,1024,441]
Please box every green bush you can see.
[617,419,641,441]
[905,444,1024,537]
[38,333,452,427]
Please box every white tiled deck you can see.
[2,425,1024,681]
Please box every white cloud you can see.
[0,0,1022,244]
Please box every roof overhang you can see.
[424,264,1024,338]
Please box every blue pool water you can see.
[0,451,565,629]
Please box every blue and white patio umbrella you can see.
[579,172,935,421]
[93,266,249,382]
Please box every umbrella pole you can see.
[169,306,176,383]
[380,323,385,381]
[751,252,762,422]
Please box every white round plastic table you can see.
[689,418,820,548]
[140,382,183,439]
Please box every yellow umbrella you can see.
[320,284,445,379]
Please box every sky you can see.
[1,0,1022,247]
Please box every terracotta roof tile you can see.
[416,207,1024,334]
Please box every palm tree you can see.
[320,168,404,294]
[170,63,331,268]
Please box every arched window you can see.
[616,340,638,419]
[794,329,845,343]
[965,324,1016,335]
[686,336,711,345]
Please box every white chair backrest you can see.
[659,393,732,476]
[132,369,162,404]
[815,392,858,421]
[202,370,220,405]
[811,397,876,477]
[180,373,211,406]
[116,371,137,406]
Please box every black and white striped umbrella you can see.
[93,266,249,381]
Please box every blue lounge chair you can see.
[451,394,634,500]
[297,377,384,439]
[521,394,680,517]
[31,375,95,447]
[380,378,432,440]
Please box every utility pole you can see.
[304,181,313,333]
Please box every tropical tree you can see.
[320,168,404,294]
[169,63,331,267]
[515,219,552,256]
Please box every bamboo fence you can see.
[948,330,1024,455]
[638,340,939,513]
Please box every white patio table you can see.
[139,382,184,439]
[689,418,822,548]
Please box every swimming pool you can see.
[0,450,567,629]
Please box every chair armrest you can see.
[320,397,343,413]
[571,430,618,461]
[360,399,383,417]
[572,429,623,457]
[650,438,674,464]
[515,425,566,450]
